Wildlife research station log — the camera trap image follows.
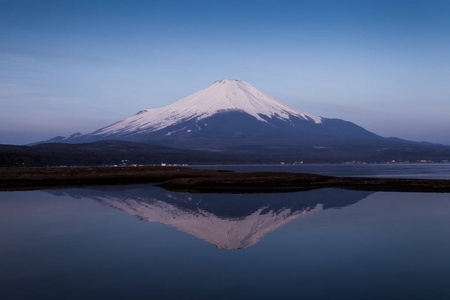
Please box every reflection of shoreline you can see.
[50,186,372,249]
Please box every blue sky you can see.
[1,0,449,145]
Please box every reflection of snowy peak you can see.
[50,186,372,250]
[93,80,322,137]
[98,196,323,249]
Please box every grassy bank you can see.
[1,166,450,193]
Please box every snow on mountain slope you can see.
[93,79,322,137]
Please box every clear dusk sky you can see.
[1,0,449,145]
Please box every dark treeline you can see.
[1,140,450,167]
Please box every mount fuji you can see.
[48,79,400,153]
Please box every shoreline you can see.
[1,166,450,193]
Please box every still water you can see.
[1,181,450,299]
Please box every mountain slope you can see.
[50,79,392,152]
[35,79,450,156]
[92,79,322,137]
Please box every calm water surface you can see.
[1,181,450,299]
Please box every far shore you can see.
[1,166,450,193]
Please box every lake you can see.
[1,164,450,299]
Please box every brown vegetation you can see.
[1,166,450,193]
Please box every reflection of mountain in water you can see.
[49,186,373,249]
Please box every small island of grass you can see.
[1,166,450,193]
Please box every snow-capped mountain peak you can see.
[93,79,322,136]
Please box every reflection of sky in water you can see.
[1,186,450,300]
